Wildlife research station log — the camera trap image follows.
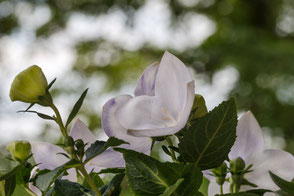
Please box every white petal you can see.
[243,149,294,191]
[29,167,42,196]
[29,183,42,196]
[117,52,194,137]
[88,149,125,168]
[203,170,214,181]
[102,94,152,154]
[31,141,68,170]
[134,62,159,96]
[63,168,77,182]
[69,119,97,147]
[208,180,230,195]
[102,94,133,137]
[117,95,170,130]
[127,81,195,137]
[155,51,194,120]
[229,111,264,161]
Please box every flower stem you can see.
[230,183,234,193]
[0,181,5,196]
[235,184,240,193]
[50,103,67,137]
[166,136,178,163]
[78,165,101,196]
[220,185,223,194]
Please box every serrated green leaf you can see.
[33,159,78,193]
[99,173,124,196]
[159,178,184,196]
[98,168,125,174]
[5,174,16,196]
[269,171,294,194]
[116,148,202,196]
[85,137,128,162]
[54,179,94,196]
[66,88,88,126]
[179,99,237,170]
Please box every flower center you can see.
[161,107,177,125]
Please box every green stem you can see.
[23,185,38,196]
[230,183,234,193]
[0,181,5,196]
[220,184,223,194]
[166,137,178,163]
[235,184,239,193]
[50,103,67,137]
[78,165,101,196]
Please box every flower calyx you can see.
[211,162,228,185]
[229,157,256,192]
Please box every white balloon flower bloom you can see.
[31,119,127,180]
[208,111,294,196]
[102,51,195,137]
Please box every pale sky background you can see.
[0,0,284,149]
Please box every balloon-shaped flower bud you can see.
[7,140,31,162]
[9,65,48,103]
[211,162,228,185]
[230,157,245,174]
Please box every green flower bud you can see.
[7,140,31,162]
[75,139,84,150]
[211,162,228,185]
[216,176,226,185]
[9,65,48,103]
[230,157,245,174]
[64,136,74,147]
[211,162,228,177]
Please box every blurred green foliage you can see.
[2,0,294,153]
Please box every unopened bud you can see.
[7,140,31,162]
[64,136,74,147]
[230,157,245,174]
[211,162,228,185]
[75,139,84,150]
[211,162,228,177]
[10,65,48,103]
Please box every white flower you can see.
[208,111,294,196]
[102,51,195,137]
[31,119,125,182]
[31,116,152,195]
